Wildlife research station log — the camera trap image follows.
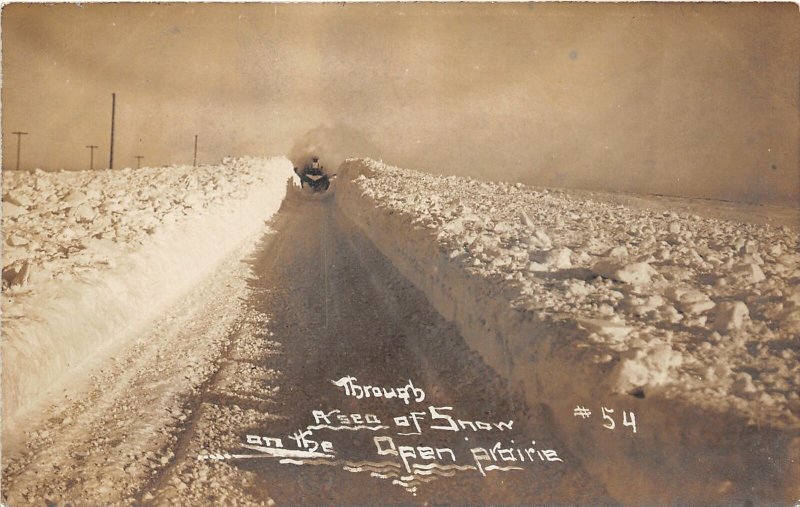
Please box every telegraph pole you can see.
[193,134,198,166]
[109,93,116,169]
[11,131,28,171]
[86,145,98,170]
[135,155,144,169]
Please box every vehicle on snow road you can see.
[294,156,336,193]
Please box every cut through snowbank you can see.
[2,157,293,434]
[336,158,799,506]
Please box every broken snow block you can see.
[2,201,26,218]
[547,247,573,269]
[528,261,549,272]
[3,190,32,208]
[63,190,88,207]
[780,309,800,335]
[675,289,716,315]
[732,372,757,395]
[611,343,684,393]
[493,222,513,234]
[527,229,552,250]
[6,234,29,247]
[71,202,96,223]
[577,318,633,341]
[713,301,749,332]
[732,262,766,284]
[593,260,657,286]
[443,218,465,235]
[605,245,629,258]
[519,210,535,228]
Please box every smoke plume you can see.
[288,125,380,174]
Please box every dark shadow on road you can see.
[225,189,615,506]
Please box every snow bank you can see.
[2,157,293,433]
[336,158,800,505]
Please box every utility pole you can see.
[86,145,98,170]
[109,92,116,169]
[11,131,28,171]
[135,155,144,169]
[193,134,198,166]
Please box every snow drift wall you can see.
[2,157,293,436]
[336,158,800,505]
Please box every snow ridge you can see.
[336,158,799,505]
[2,157,294,434]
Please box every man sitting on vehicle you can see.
[306,156,323,176]
[295,156,324,188]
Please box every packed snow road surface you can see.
[2,190,613,505]
[148,193,612,505]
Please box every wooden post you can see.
[86,145,98,170]
[12,131,28,171]
[109,93,116,169]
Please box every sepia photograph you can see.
[1,2,798,505]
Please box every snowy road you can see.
[3,191,615,505]
[151,193,613,505]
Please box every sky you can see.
[2,2,798,206]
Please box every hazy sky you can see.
[2,3,798,206]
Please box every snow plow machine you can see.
[294,156,336,193]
